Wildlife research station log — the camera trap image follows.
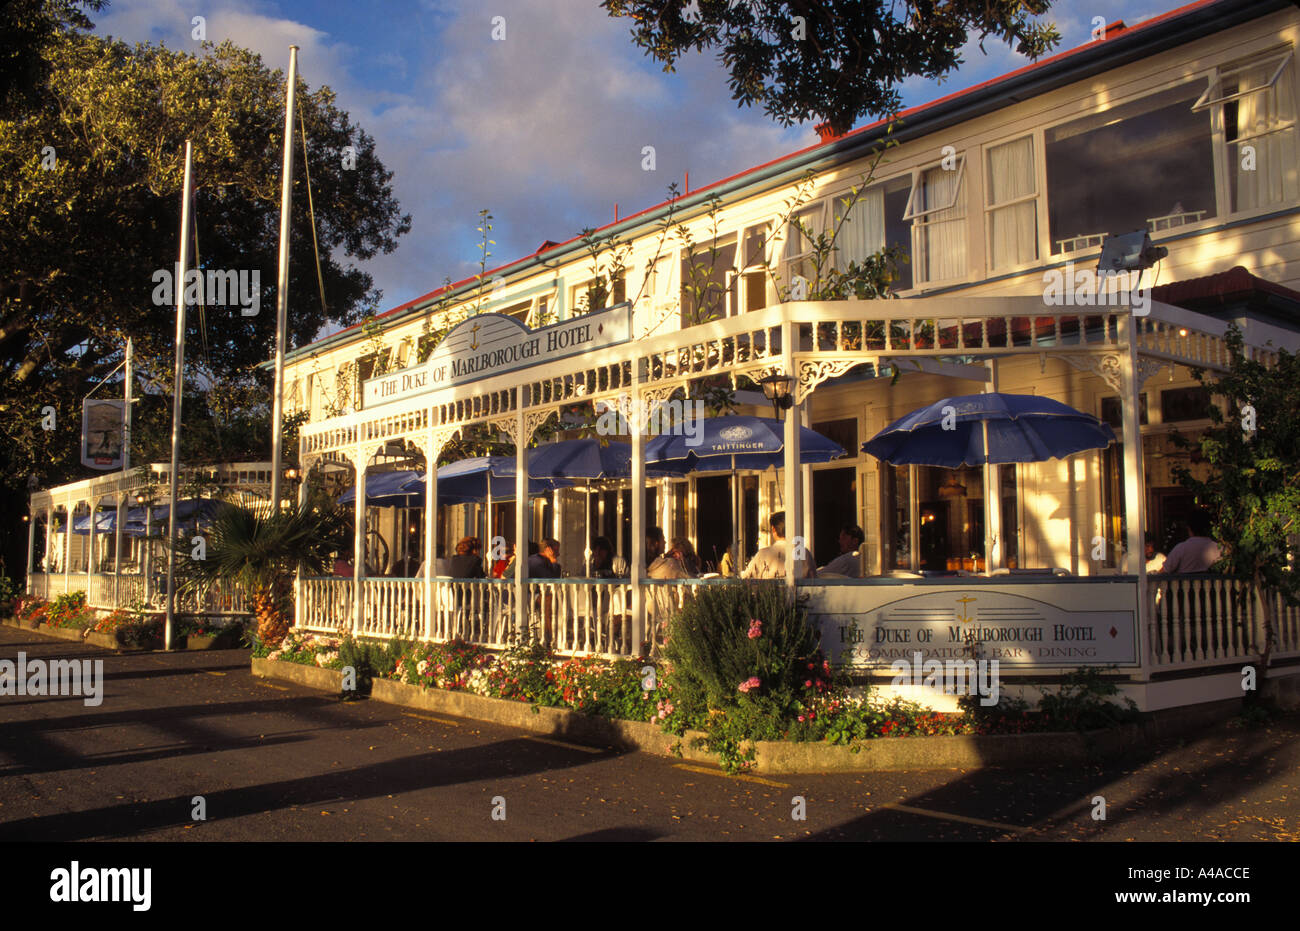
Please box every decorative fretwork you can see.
[491,408,557,448]
[1137,357,1171,387]
[796,358,862,405]
[1062,352,1124,392]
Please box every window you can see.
[784,204,825,286]
[905,158,967,283]
[837,176,912,291]
[1203,50,1299,212]
[500,299,531,322]
[738,223,771,312]
[812,417,858,454]
[681,237,737,325]
[985,136,1039,269]
[1159,386,1212,423]
[1046,83,1215,254]
[1100,394,1149,428]
[357,348,391,383]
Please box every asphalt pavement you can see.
[1,625,1297,843]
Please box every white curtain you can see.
[987,136,1038,268]
[837,185,885,267]
[915,166,965,282]
[1234,60,1299,211]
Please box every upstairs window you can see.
[738,222,771,312]
[1198,49,1299,212]
[837,176,912,291]
[904,156,967,283]
[985,136,1039,269]
[783,204,825,288]
[681,236,737,325]
[1046,83,1215,254]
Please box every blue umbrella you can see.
[646,415,846,472]
[338,469,424,507]
[72,510,117,535]
[527,439,692,480]
[862,393,1116,467]
[426,456,569,503]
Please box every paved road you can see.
[1,625,1297,842]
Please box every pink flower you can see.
[747,619,762,639]
[804,679,812,688]
[737,676,761,694]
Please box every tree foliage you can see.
[1173,325,1300,674]
[602,0,1061,134]
[0,10,410,496]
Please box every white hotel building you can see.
[27,0,1300,708]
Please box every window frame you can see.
[982,133,1041,272]
[902,153,967,221]
[1193,48,1293,112]
[1042,75,1221,258]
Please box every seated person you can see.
[448,536,485,579]
[589,536,628,578]
[648,537,696,579]
[819,523,864,578]
[527,538,563,578]
[1144,533,1166,573]
[1160,513,1222,574]
[742,511,813,579]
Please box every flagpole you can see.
[164,140,194,651]
[269,45,299,515]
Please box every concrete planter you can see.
[368,676,717,764]
[248,656,1241,774]
[250,656,343,691]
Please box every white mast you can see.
[269,45,299,515]
[164,140,194,651]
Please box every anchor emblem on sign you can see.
[955,595,977,625]
[470,321,480,351]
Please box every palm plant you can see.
[174,496,348,647]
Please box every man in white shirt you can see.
[742,511,813,580]
[819,524,864,578]
[1160,513,1222,574]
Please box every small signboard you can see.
[81,400,125,470]
[361,303,633,410]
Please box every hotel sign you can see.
[362,304,632,409]
[808,582,1139,669]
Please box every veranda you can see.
[289,294,1300,709]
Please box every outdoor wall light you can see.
[1096,230,1168,274]
[134,493,147,505]
[284,467,301,480]
[758,373,795,411]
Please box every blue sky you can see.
[92,0,1164,317]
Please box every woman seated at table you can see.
[448,536,485,579]
[649,537,698,579]
[589,535,628,578]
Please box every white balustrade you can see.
[299,577,353,634]
[1145,574,1285,670]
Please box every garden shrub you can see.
[1036,667,1139,731]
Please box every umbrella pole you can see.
[584,483,591,576]
[485,481,492,575]
[982,362,1002,573]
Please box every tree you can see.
[0,11,410,575]
[602,0,1060,135]
[176,496,348,646]
[1173,325,1300,694]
